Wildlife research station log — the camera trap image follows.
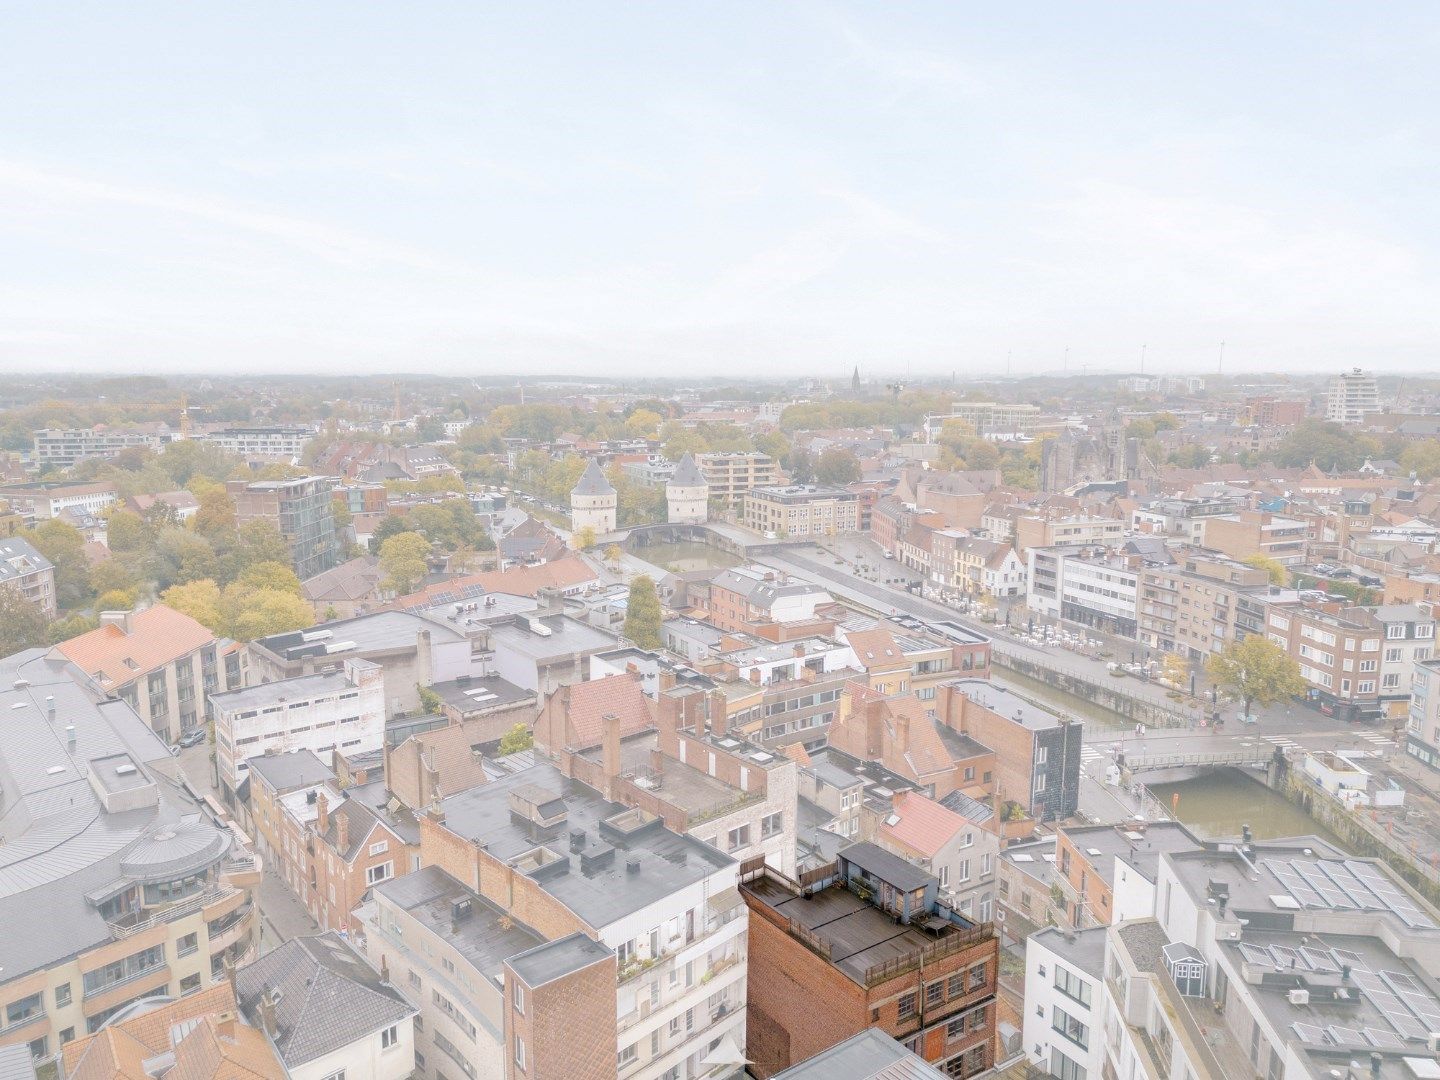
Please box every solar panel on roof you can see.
[1268,862,1323,907]
[1364,1028,1405,1049]
[1239,943,1273,966]
[1300,947,1338,972]
[1269,945,1306,970]
[1325,1025,1364,1046]
[1293,860,1355,909]
[1332,948,1370,971]
[1291,1022,1326,1045]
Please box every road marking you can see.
[1263,735,1300,749]
[1081,747,1104,761]
[1355,731,1393,744]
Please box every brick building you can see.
[740,842,998,1078]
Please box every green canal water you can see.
[631,540,742,574]
[996,671,1351,850]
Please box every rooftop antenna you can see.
[1218,341,1226,375]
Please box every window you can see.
[514,1035,526,1072]
[926,981,944,1008]
[514,983,525,1015]
[761,812,783,838]
[1054,965,1092,1007]
[366,861,393,886]
[409,970,422,990]
[6,993,42,1028]
[957,859,971,883]
[1051,1047,1086,1080]
[939,864,949,888]
[1385,648,1403,663]
[320,1072,347,1080]
[59,1028,74,1045]
[898,991,917,1019]
[1053,1005,1089,1049]
[369,840,389,856]
[969,962,987,991]
[179,973,201,995]
[381,1024,399,1050]
[177,932,199,957]
[726,825,751,851]
[618,1042,638,1066]
[948,973,965,997]
[54,983,72,1008]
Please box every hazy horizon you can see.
[3,4,1438,377]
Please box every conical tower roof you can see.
[668,454,706,488]
[572,457,615,496]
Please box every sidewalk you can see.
[259,868,320,952]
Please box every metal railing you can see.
[107,884,236,939]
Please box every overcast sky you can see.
[2,3,1438,378]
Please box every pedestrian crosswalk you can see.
[1081,745,1104,763]
[1355,731,1394,746]
[1263,735,1301,751]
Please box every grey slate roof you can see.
[667,453,707,488]
[235,933,416,1068]
[840,841,934,893]
[0,650,226,981]
[0,536,52,585]
[572,458,615,496]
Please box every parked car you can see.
[177,728,207,748]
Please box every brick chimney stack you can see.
[315,791,330,834]
[336,807,349,851]
[602,712,622,799]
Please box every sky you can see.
[2,3,1438,379]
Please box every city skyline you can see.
[3,4,1439,376]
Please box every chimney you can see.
[257,990,278,1037]
[649,747,665,777]
[895,712,910,752]
[379,954,390,984]
[602,712,622,797]
[45,695,55,723]
[336,808,349,852]
[316,791,330,835]
[793,644,806,659]
[749,668,761,684]
[657,669,676,692]
[215,1011,238,1041]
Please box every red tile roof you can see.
[55,604,217,688]
[878,789,971,859]
[845,627,908,672]
[394,552,597,606]
[560,673,655,748]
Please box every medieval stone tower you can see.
[570,458,617,534]
[666,454,709,524]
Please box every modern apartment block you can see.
[740,843,998,1078]
[199,425,314,460]
[0,650,261,1065]
[1027,547,1140,638]
[742,484,859,538]
[0,481,118,521]
[32,424,176,469]
[1201,509,1309,565]
[0,536,56,618]
[209,656,386,805]
[358,761,749,1080]
[1013,514,1124,554]
[53,605,234,742]
[1136,551,1272,659]
[1325,366,1381,424]
[696,452,782,506]
[1021,926,1106,1080]
[1264,597,1394,722]
[1406,656,1440,769]
[227,475,341,579]
[923,402,1039,440]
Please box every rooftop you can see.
[54,605,216,687]
[946,678,1071,732]
[1031,925,1107,978]
[255,610,464,660]
[374,865,543,983]
[772,1029,948,1080]
[508,932,614,988]
[437,763,734,929]
[428,673,533,715]
[209,666,365,713]
[241,748,334,793]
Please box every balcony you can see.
[81,964,172,1017]
[107,884,238,940]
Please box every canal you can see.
[631,540,742,574]
[1146,769,1353,851]
[996,668,1133,732]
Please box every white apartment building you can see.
[1027,546,1140,639]
[33,425,176,468]
[1375,603,1434,717]
[359,764,749,1080]
[1022,927,1105,1080]
[1325,367,1381,425]
[199,426,315,460]
[0,482,118,520]
[209,657,386,804]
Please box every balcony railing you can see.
[107,884,236,939]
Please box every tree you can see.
[623,574,662,649]
[95,588,137,612]
[47,613,99,644]
[379,531,431,595]
[573,525,597,550]
[1400,439,1440,480]
[238,561,302,596]
[0,588,49,656]
[604,543,623,566]
[222,584,313,641]
[814,446,861,484]
[192,487,236,540]
[368,514,411,554]
[1167,444,1211,468]
[105,510,149,552]
[1205,636,1306,718]
[1244,555,1289,586]
[235,519,290,569]
[29,519,91,609]
[1160,653,1189,690]
[161,580,225,633]
[624,408,663,439]
[498,723,535,755]
[417,684,443,714]
[1270,420,1380,472]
